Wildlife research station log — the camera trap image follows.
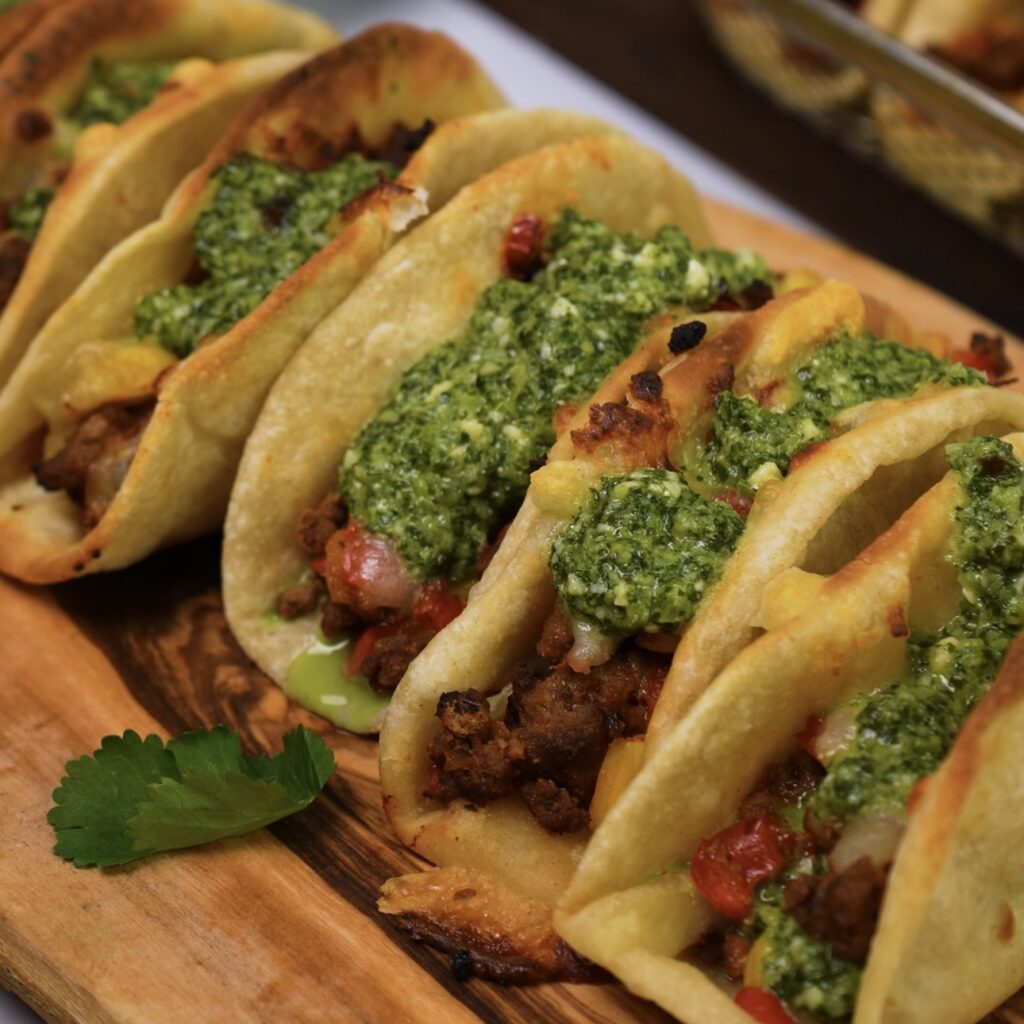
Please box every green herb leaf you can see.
[48,726,334,868]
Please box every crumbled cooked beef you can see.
[783,856,887,962]
[723,930,751,980]
[427,612,668,833]
[276,579,324,619]
[361,627,434,691]
[629,370,663,402]
[741,750,826,816]
[425,689,523,804]
[296,494,348,556]
[520,778,590,833]
[0,234,31,310]
[668,320,707,355]
[34,400,154,529]
[320,599,358,637]
[535,605,574,663]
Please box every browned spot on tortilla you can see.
[998,902,1016,944]
[379,867,602,983]
[886,603,908,638]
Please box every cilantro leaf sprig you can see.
[48,726,335,868]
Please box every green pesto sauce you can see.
[8,186,53,240]
[135,153,395,356]
[285,635,390,734]
[548,468,743,635]
[755,883,861,1021]
[689,332,985,499]
[341,210,764,582]
[699,247,769,296]
[0,0,24,13]
[811,436,1024,824]
[71,61,176,129]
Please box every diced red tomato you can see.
[504,212,545,279]
[322,521,417,612]
[691,813,802,920]
[717,489,753,519]
[346,581,465,678]
[412,580,464,632]
[951,344,1007,384]
[735,987,797,1024]
[795,713,824,760]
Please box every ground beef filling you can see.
[699,749,890,986]
[783,856,887,963]
[34,399,154,529]
[424,607,668,834]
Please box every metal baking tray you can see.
[697,0,1024,254]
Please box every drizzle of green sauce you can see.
[755,883,861,1021]
[341,210,767,583]
[811,436,1024,823]
[549,468,744,635]
[285,636,390,734]
[8,186,53,239]
[134,153,395,355]
[688,332,985,499]
[71,60,176,129]
[0,0,24,14]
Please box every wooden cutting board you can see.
[1,201,1022,1024]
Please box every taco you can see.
[376,282,1024,978]
[0,24,511,583]
[555,431,1024,1024]
[0,0,337,382]
[221,131,758,742]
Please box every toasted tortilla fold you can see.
[222,131,709,741]
[376,282,1024,967]
[555,434,1024,1024]
[0,25,512,582]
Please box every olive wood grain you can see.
[1,201,1023,1023]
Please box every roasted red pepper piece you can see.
[503,212,545,280]
[691,813,802,920]
[735,987,797,1023]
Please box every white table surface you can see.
[0,2,829,1020]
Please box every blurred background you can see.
[303,0,1023,334]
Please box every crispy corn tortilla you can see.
[222,131,710,747]
[377,283,1024,949]
[0,25,511,582]
[0,0,336,194]
[555,436,1024,1024]
[0,48,324,386]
